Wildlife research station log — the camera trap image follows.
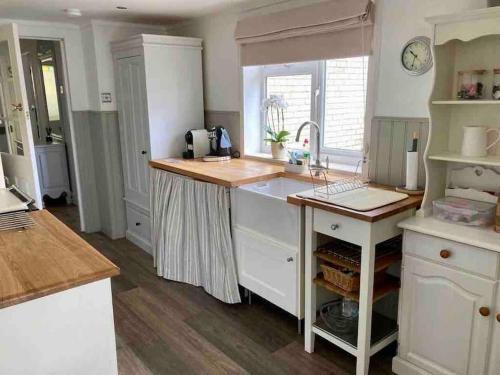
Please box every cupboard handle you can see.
[136,222,141,226]
[287,257,294,262]
[331,224,340,231]
[497,314,500,323]
[440,250,451,259]
[141,150,147,155]
[479,307,490,317]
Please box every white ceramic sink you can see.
[231,178,312,246]
[239,177,313,200]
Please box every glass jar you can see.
[457,70,485,100]
[493,69,500,100]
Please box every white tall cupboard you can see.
[111,34,204,252]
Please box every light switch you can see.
[101,92,112,103]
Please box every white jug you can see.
[461,126,500,157]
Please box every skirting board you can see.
[126,230,152,255]
[392,357,432,375]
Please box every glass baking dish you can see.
[433,197,496,227]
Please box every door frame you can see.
[21,36,85,231]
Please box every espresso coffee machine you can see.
[183,129,210,159]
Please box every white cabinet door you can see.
[399,255,495,375]
[115,55,150,210]
[234,227,298,316]
[487,290,500,375]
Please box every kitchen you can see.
[1,1,500,375]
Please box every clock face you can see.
[401,37,433,75]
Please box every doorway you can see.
[19,39,77,211]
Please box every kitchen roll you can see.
[406,151,418,191]
[191,129,210,158]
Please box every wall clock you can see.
[401,36,433,76]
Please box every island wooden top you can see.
[0,210,119,309]
[289,191,423,222]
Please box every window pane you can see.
[323,57,368,151]
[42,64,60,122]
[266,74,312,143]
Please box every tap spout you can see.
[295,121,321,168]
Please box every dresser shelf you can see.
[428,153,500,167]
[432,100,500,105]
[399,216,500,253]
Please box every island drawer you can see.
[404,230,499,279]
[313,209,369,245]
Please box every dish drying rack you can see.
[308,161,368,198]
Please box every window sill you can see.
[243,152,358,174]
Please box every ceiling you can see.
[0,0,252,25]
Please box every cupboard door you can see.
[487,289,500,375]
[233,227,298,316]
[399,255,495,375]
[115,55,150,209]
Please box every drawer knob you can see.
[286,257,294,262]
[440,250,451,259]
[136,222,141,226]
[497,314,500,323]
[479,307,490,317]
[141,150,147,155]
[331,224,340,231]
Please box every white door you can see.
[115,55,150,210]
[0,24,41,207]
[399,255,495,375]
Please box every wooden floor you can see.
[49,205,396,375]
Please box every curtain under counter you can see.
[150,168,241,304]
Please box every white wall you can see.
[169,0,488,118]
[373,0,487,118]
[82,20,166,112]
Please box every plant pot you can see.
[271,142,287,160]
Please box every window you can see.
[244,56,369,166]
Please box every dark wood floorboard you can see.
[48,205,395,375]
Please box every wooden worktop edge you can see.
[0,211,120,310]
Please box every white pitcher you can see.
[461,126,500,157]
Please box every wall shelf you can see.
[428,153,500,167]
[432,100,500,105]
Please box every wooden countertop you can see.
[149,158,353,188]
[150,157,422,222]
[0,210,119,309]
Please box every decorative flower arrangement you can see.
[261,95,289,159]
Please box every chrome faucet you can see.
[295,121,322,169]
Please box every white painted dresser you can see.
[111,34,204,253]
[393,7,500,375]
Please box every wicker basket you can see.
[320,263,386,292]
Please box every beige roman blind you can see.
[235,0,374,66]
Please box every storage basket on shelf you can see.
[315,235,402,292]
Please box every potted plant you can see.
[262,95,289,160]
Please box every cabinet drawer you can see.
[313,209,368,245]
[404,230,498,279]
[126,205,151,246]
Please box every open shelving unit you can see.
[418,23,500,222]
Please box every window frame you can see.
[255,56,369,166]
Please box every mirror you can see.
[0,40,24,155]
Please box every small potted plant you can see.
[262,95,289,160]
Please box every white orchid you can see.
[261,95,289,144]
